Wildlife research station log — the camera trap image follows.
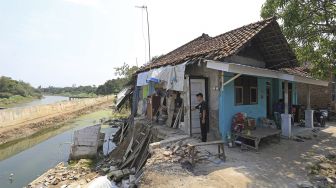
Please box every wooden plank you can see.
[188,140,225,147]
[187,140,226,166]
[233,128,281,151]
[172,106,183,128]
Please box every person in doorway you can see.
[194,93,208,142]
[274,99,284,114]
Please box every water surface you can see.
[12,95,68,108]
[0,110,116,188]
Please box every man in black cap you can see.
[194,93,208,142]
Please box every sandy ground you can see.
[0,100,113,145]
[140,124,336,188]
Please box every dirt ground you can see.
[0,100,113,145]
[140,124,336,188]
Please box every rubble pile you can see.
[95,160,138,187]
[146,140,201,173]
[28,159,98,188]
[308,153,336,187]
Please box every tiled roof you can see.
[279,66,312,78]
[139,17,298,72]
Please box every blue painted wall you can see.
[218,74,298,141]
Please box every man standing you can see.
[194,93,208,142]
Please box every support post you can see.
[307,84,311,110]
[305,84,314,128]
[281,80,292,138]
[184,75,191,136]
[219,71,226,140]
[284,80,289,115]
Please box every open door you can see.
[189,78,206,135]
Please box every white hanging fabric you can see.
[136,62,187,91]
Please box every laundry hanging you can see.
[136,62,187,91]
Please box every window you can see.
[235,86,243,105]
[234,75,258,105]
[250,87,257,104]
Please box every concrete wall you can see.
[0,96,112,127]
[225,55,266,68]
[218,74,298,140]
[219,74,269,139]
[70,124,101,160]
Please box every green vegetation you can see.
[39,85,98,97]
[0,76,42,107]
[40,63,138,97]
[0,63,138,107]
[261,0,336,79]
[96,63,138,95]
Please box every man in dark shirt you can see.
[194,93,208,142]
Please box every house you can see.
[130,17,329,141]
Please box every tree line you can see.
[0,76,42,99]
[40,63,139,96]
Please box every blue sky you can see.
[0,0,265,87]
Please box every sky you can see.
[0,0,266,87]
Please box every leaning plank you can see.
[134,133,152,171]
[120,130,150,169]
[122,137,133,162]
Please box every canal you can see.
[11,95,69,108]
[0,109,117,188]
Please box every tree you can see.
[261,0,336,78]
[95,63,139,95]
[114,62,139,80]
[0,76,42,98]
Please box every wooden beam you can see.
[223,73,242,87]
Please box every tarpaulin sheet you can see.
[136,71,149,86]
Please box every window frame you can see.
[235,86,244,105]
[250,86,258,104]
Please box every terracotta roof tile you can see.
[279,66,312,78]
[139,17,297,72]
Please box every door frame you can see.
[189,76,209,135]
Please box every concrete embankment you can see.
[0,96,114,145]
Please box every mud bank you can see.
[0,98,114,145]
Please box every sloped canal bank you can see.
[0,110,118,188]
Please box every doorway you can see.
[189,77,207,135]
